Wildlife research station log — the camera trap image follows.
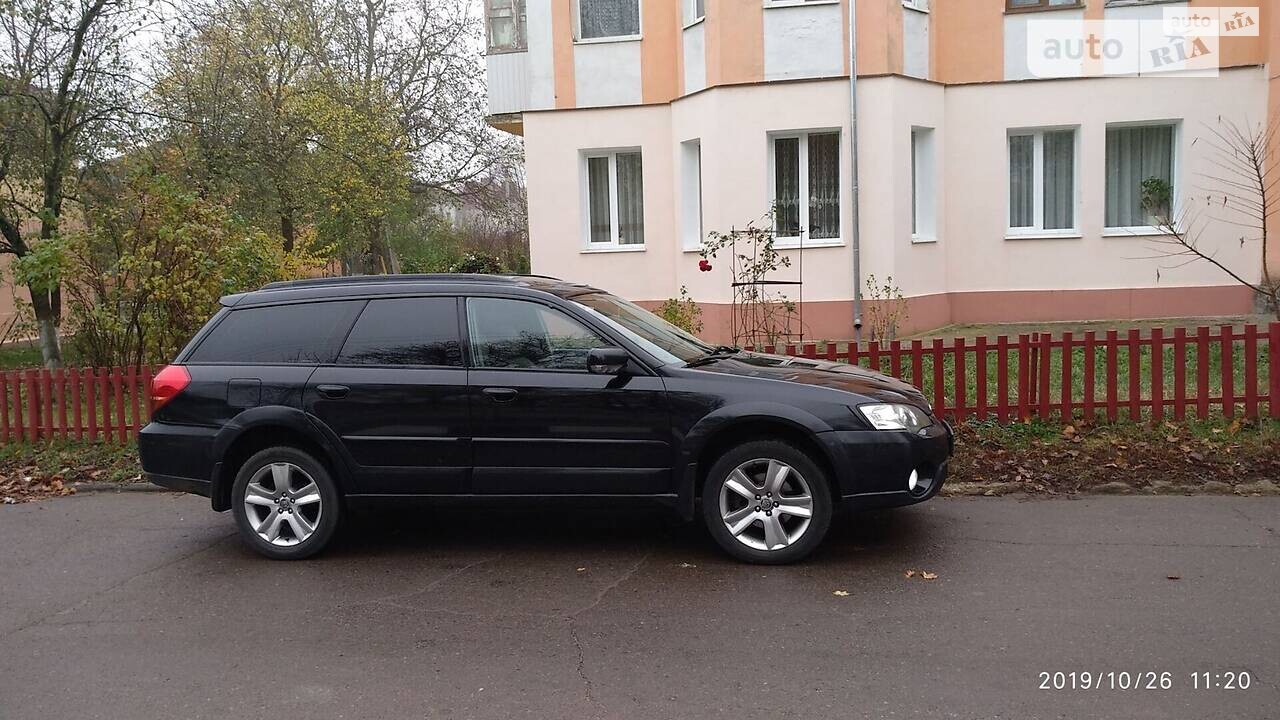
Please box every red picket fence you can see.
[746,322,1280,425]
[0,365,160,444]
[0,323,1276,445]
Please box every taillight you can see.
[151,365,191,409]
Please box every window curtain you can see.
[774,137,800,237]
[616,152,644,245]
[807,132,840,240]
[1008,135,1034,227]
[1106,125,1173,227]
[1043,130,1074,230]
[579,0,639,39]
[587,157,611,243]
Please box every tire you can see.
[231,446,341,560]
[701,439,833,564]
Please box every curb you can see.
[69,481,169,495]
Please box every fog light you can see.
[908,469,919,492]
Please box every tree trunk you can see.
[29,287,62,368]
[280,211,296,253]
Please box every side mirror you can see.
[587,347,630,375]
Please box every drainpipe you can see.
[847,0,863,343]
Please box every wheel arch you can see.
[677,406,841,520]
[210,407,350,512]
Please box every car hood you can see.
[689,351,931,408]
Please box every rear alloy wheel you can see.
[702,440,832,564]
[232,446,340,560]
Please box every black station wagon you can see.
[140,274,951,564]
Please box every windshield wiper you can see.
[686,345,741,368]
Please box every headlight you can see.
[857,403,933,432]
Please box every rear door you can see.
[304,296,470,494]
[464,296,671,495]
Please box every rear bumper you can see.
[138,421,219,502]
[820,420,953,505]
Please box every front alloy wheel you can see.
[702,439,833,564]
[719,459,814,551]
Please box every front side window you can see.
[487,0,527,52]
[578,0,640,40]
[572,292,711,364]
[1105,124,1175,229]
[337,298,463,367]
[1008,128,1077,234]
[188,301,364,364]
[771,130,841,243]
[467,298,612,371]
[585,150,645,247]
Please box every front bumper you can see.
[819,419,952,508]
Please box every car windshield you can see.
[571,292,714,364]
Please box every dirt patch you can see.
[946,418,1280,497]
[0,442,141,504]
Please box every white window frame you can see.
[485,0,527,53]
[910,126,937,243]
[581,148,646,252]
[767,128,844,249]
[764,0,842,8]
[903,0,929,12]
[683,0,705,27]
[1006,125,1081,240]
[1102,120,1180,237]
[574,0,643,44]
[680,139,704,252]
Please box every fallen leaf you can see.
[1166,575,1181,581]
[576,567,587,573]
[904,570,916,578]
[678,562,697,569]
[921,571,938,581]
[832,590,849,597]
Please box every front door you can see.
[305,296,470,494]
[465,296,671,495]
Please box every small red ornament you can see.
[698,259,712,272]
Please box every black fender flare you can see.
[209,406,352,509]
[675,402,837,521]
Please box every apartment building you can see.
[484,0,1277,341]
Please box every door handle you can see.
[316,384,349,400]
[482,387,519,403]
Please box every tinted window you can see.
[188,301,364,364]
[338,298,462,367]
[467,298,611,370]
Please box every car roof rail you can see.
[258,273,563,292]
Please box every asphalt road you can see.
[1,491,1276,720]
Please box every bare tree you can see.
[0,0,152,366]
[1141,117,1280,318]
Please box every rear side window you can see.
[187,301,364,364]
[337,297,463,367]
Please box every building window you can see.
[681,140,704,251]
[911,127,936,241]
[683,0,705,25]
[771,130,841,244]
[1105,124,1175,229]
[584,150,645,248]
[1007,128,1077,235]
[903,0,929,12]
[578,0,640,40]
[487,0,526,52]
[1005,0,1082,11]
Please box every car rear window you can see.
[337,297,463,367]
[187,301,364,364]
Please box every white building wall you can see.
[902,7,930,79]
[762,3,845,80]
[526,0,557,109]
[683,21,707,94]
[574,40,643,107]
